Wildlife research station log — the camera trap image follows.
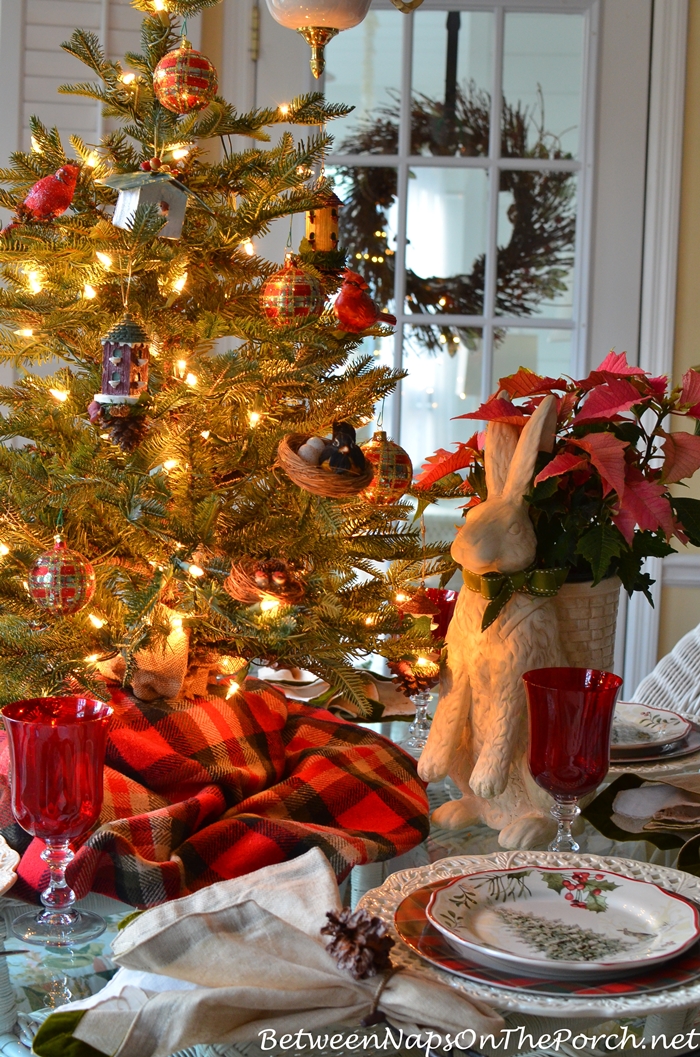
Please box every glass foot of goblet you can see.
[549,796,581,853]
[12,839,105,948]
[12,908,105,948]
[401,690,432,756]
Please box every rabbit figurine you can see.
[418,395,567,849]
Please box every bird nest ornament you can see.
[224,557,308,605]
[277,432,373,499]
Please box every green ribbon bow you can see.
[462,566,568,632]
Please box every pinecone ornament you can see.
[388,655,440,697]
[321,908,394,980]
[88,400,149,452]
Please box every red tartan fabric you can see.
[0,683,429,908]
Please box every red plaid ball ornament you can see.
[260,255,324,325]
[153,38,218,114]
[28,537,96,616]
[361,430,413,504]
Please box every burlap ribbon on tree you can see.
[96,627,230,702]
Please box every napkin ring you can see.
[361,967,399,1027]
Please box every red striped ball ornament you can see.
[260,256,324,325]
[28,537,96,616]
[153,38,218,114]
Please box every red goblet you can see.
[2,696,112,947]
[523,667,622,852]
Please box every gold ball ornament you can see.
[153,38,218,114]
[361,430,413,504]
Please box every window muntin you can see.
[324,0,596,471]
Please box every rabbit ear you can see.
[485,421,520,496]
[502,395,557,503]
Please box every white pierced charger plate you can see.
[358,851,700,1017]
[609,710,700,776]
[612,701,692,754]
[424,865,699,981]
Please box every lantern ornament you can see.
[361,430,413,504]
[28,537,96,616]
[152,38,218,114]
[260,255,325,325]
[94,314,150,407]
[306,192,342,252]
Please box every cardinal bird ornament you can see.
[18,164,80,223]
[333,270,397,333]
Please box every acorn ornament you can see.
[260,255,324,325]
[153,37,218,114]
[28,536,96,616]
[361,431,412,503]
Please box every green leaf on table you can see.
[575,524,623,583]
[33,1011,105,1057]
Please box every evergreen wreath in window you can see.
[335,85,576,353]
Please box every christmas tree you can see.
[0,0,450,713]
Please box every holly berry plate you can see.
[425,866,700,980]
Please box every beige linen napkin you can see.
[613,775,700,832]
[69,849,502,1057]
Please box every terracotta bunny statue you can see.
[418,395,568,849]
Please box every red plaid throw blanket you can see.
[0,683,429,908]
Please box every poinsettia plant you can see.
[415,352,700,600]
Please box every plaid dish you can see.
[0,684,429,908]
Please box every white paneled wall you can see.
[10,0,202,156]
[23,0,140,151]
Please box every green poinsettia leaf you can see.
[33,1011,104,1057]
[673,496,700,547]
[575,523,623,583]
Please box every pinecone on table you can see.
[388,657,440,698]
[321,907,394,979]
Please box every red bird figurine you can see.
[333,269,397,333]
[21,164,80,221]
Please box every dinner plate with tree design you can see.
[425,867,700,980]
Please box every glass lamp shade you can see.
[264,0,372,29]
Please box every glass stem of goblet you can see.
[40,840,76,917]
[405,690,432,750]
[549,797,581,853]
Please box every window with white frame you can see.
[321,0,597,474]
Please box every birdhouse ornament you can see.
[101,171,191,240]
[95,314,149,407]
[306,193,342,252]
